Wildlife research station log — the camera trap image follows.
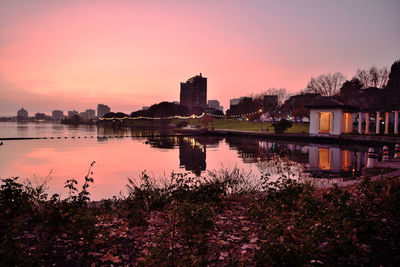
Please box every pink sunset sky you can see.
[0,0,399,116]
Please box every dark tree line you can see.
[304,66,390,97]
[337,60,399,110]
[130,102,190,118]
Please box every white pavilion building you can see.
[306,98,357,137]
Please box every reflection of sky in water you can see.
[1,122,96,138]
[0,122,396,200]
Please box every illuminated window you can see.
[319,112,331,134]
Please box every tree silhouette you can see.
[385,59,400,109]
[253,88,287,122]
[130,102,189,118]
[339,78,363,98]
[305,72,345,96]
[354,66,389,89]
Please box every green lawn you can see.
[189,119,309,133]
[113,118,310,134]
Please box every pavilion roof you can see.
[305,97,359,111]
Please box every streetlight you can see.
[259,109,263,132]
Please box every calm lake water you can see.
[0,122,395,200]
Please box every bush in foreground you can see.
[0,162,399,265]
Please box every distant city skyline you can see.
[0,0,399,116]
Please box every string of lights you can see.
[98,109,263,121]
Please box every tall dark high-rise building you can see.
[97,104,111,118]
[180,73,207,110]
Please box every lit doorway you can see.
[319,112,331,134]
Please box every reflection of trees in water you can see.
[148,136,177,149]
[225,136,267,163]
[97,127,130,137]
[225,137,311,182]
[225,137,309,165]
[97,127,168,139]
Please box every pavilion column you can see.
[395,111,399,135]
[365,112,369,134]
[358,112,362,134]
[376,111,381,134]
[384,112,390,134]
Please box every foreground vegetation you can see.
[1,162,400,266]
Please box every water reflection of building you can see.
[179,137,206,176]
[226,136,368,179]
[179,136,223,176]
[97,129,222,176]
[308,145,366,178]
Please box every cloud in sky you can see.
[0,0,399,115]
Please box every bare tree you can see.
[254,88,288,105]
[354,66,389,89]
[253,88,288,121]
[304,72,345,96]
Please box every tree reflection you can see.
[95,127,382,181]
